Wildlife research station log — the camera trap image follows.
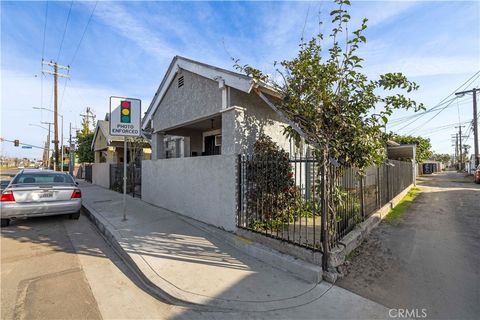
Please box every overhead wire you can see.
[404,73,480,135]
[69,1,98,66]
[40,1,49,121]
[393,70,480,132]
[56,0,73,62]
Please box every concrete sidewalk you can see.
[79,182,389,317]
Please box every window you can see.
[178,75,184,88]
[215,135,222,146]
[13,173,74,184]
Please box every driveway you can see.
[337,171,480,319]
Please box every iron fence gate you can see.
[109,163,142,198]
[84,164,93,182]
[237,155,414,253]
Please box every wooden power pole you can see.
[456,88,479,167]
[42,60,70,171]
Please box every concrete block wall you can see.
[142,155,237,231]
[92,163,110,189]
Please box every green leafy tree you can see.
[391,134,432,162]
[76,132,94,163]
[234,0,424,250]
[430,153,451,165]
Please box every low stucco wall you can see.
[92,163,110,189]
[142,155,237,231]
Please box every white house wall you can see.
[152,70,222,132]
[92,163,110,189]
[142,155,237,231]
[227,87,291,154]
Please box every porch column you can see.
[151,132,165,160]
[221,106,245,155]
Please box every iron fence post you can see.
[237,154,242,227]
[360,175,365,220]
[320,157,328,270]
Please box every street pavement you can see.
[338,171,480,319]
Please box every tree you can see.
[76,132,94,163]
[234,0,424,253]
[235,0,423,170]
[391,134,432,163]
[127,137,149,165]
[430,153,451,165]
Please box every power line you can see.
[405,98,458,135]
[388,97,468,126]
[56,0,74,62]
[394,70,480,132]
[40,1,49,120]
[69,1,98,66]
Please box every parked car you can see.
[475,165,480,184]
[0,169,81,227]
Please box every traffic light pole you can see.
[122,136,127,221]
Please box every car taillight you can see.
[1,191,15,202]
[71,189,81,199]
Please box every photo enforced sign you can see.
[109,96,141,136]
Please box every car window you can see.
[12,173,74,184]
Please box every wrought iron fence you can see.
[237,155,413,253]
[109,163,142,197]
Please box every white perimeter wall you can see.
[142,155,237,231]
[92,163,110,189]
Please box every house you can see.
[91,115,151,188]
[92,116,126,164]
[142,56,294,159]
[141,56,295,230]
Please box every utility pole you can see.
[456,88,479,167]
[79,107,96,133]
[42,60,70,171]
[41,121,53,169]
[455,125,465,170]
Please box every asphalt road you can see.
[338,172,480,319]
[0,213,184,320]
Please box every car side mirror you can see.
[75,181,79,186]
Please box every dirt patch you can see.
[341,224,399,292]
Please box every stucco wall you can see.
[92,163,110,189]
[142,155,237,231]
[152,70,222,132]
[228,88,291,154]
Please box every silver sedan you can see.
[0,169,82,227]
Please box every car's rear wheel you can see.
[1,219,10,227]
[69,212,80,220]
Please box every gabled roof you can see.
[91,120,123,150]
[142,56,257,131]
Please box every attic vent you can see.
[178,76,184,88]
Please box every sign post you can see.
[109,96,141,221]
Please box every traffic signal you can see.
[120,100,131,123]
[14,139,19,147]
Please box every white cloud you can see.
[91,2,177,61]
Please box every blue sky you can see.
[1,1,479,159]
